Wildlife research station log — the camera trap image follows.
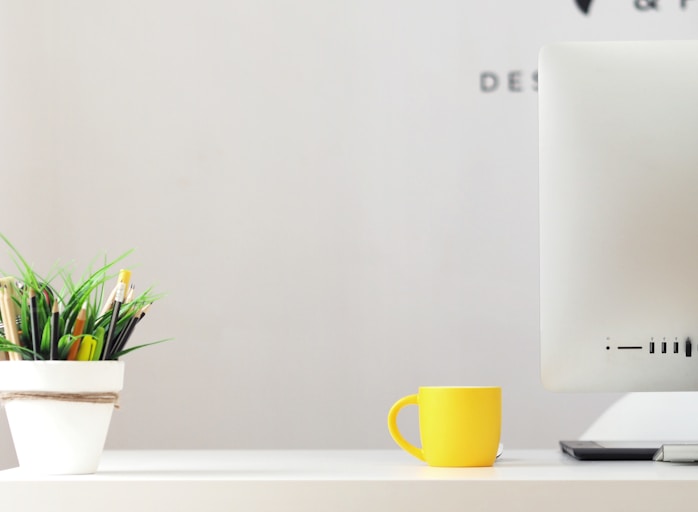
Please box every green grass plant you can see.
[0,234,166,360]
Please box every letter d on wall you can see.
[480,72,499,92]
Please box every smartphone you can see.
[559,440,661,460]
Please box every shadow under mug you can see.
[388,386,501,467]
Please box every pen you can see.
[102,269,131,360]
[50,299,59,360]
[76,335,96,361]
[28,289,40,360]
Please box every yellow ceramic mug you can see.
[388,386,501,467]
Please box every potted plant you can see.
[0,235,165,474]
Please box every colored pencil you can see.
[67,302,86,360]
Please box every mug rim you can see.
[418,385,500,390]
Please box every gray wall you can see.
[0,0,695,467]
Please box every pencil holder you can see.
[0,361,124,474]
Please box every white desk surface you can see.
[1,449,698,511]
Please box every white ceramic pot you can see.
[0,361,124,474]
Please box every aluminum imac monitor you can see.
[539,41,698,392]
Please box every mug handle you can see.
[387,394,425,462]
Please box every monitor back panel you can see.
[539,41,698,391]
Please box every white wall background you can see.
[0,0,696,467]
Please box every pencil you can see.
[99,285,118,317]
[108,302,137,356]
[67,302,87,361]
[125,284,135,303]
[0,283,21,360]
[109,314,137,359]
[102,269,131,360]
[50,299,59,360]
[110,303,150,358]
[0,287,10,359]
[28,289,40,360]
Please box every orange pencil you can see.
[67,302,87,360]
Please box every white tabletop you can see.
[1,449,698,511]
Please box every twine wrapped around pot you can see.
[0,391,119,407]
